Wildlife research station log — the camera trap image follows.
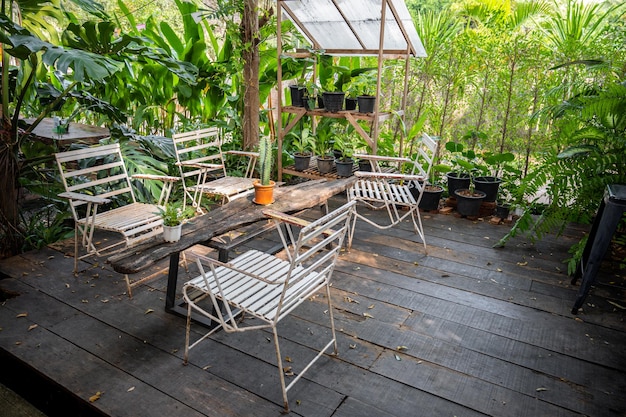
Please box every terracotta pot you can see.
[253,180,276,205]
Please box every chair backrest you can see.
[172,128,227,182]
[275,200,356,318]
[409,133,439,199]
[410,133,439,178]
[55,143,136,219]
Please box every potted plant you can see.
[444,141,475,198]
[289,128,314,171]
[350,71,377,113]
[314,125,335,174]
[253,135,276,205]
[158,204,194,242]
[333,134,356,177]
[454,185,487,217]
[321,77,345,113]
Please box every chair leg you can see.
[272,326,290,413]
[124,274,133,298]
[325,283,338,355]
[184,302,193,365]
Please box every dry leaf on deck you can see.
[28,324,38,331]
[89,391,102,402]
[145,309,154,314]
[363,312,374,319]
[16,313,28,318]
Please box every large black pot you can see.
[335,158,354,177]
[317,156,335,174]
[474,176,502,202]
[357,95,376,113]
[322,92,345,113]
[446,172,471,197]
[417,185,444,211]
[454,189,486,217]
[293,153,312,171]
[290,85,306,107]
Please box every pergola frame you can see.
[275,0,426,180]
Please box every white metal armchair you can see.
[347,133,439,252]
[55,143,179,296]
[182,200,356,412]
[172,127,259,211]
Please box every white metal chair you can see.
[347,133,439,252]
[172,127,259,211]
[55,143,179,296]
[182,200,356,413]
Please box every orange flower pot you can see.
[253,180,276,205]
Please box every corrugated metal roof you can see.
[279,0,426,58]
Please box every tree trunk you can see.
[242,0,260,150]
[0,120,21,258]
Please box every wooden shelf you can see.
[283,158,359,181]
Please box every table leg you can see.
[165,251,180,311]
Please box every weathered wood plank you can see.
[109,178,356,274]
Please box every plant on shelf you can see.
[314,124,336,174]
[333,133,357,177]
[254,135,275,205]
[289,127,315,171]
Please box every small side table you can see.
[571,184,626,314]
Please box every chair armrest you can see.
[263,209,335,237]
[177,161,224,170]
[353,154,412,164]
[226,150,259,158]
[262,209,312,229]
[131,174,180,183]
[58,191,111,205]
[354,171,425,182]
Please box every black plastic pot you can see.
[358,159,372,172]
[474,176,502,202]
[293,153,312,171]
[495,203,510,219]
[446,172,471,197]
[345,97,357,111]
[290,85,306,107]
[357,95,376,113]
[335,158,354,177]
[454,189,486,217]
[322,92,345,113]
[417,185,444,211]
[316,156,335,174]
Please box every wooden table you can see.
[22,117,110,145]
[108,178,357,317]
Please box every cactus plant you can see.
[258,135,273,186]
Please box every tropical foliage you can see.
[1,0,625,273]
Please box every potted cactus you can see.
[253,135,275,205]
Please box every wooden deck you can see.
[1,195,625,417]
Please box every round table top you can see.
[23,118,110,144]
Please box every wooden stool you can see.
[571,184,626,314]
